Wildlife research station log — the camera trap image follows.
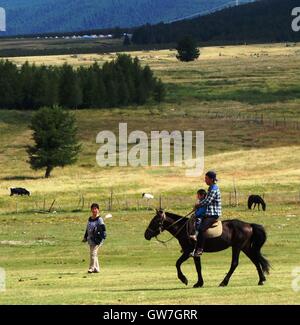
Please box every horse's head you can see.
[144,209,166,240]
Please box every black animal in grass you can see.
[145,209,270,287]
[10,188,30,196]
[248,195,266,211]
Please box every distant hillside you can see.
[132,0,300,44]
[0,0,252,36]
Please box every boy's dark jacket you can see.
[84,216,107,245]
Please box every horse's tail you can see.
[250,223,270,274]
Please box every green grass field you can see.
[0,43,300,304]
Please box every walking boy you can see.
[82,203,107,273]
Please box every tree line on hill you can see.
[2,0,246,36]
[0,54,165,110]
[131,0,300,45]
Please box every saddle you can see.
[188,215,222,239]
[205,220,222,238]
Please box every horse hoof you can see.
[180,277,188,286]
[219,282,228,287]
[193,282,204,288]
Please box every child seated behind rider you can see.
[190,189,207,240]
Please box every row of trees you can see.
[0,54,165,110]
[131,0,299,45]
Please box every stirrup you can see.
[190,249,196,257]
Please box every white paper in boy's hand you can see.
[104,214,113,219]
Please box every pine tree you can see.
[118,73,130,106]
[126,75,135,103]
[27,106,81,178]
[79,66,98,108]
[136,82,147,105]
[143,65,154,88]
[0,60,20,109]
[176,36,200,62]
[153,79,166,102]
[19,62,36,110]
[59,63,82,108]
[46,67,59,107]
[32,66,55,109]
[95,71,107,108]
[105,78,118,107]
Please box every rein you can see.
[153,210,194,246]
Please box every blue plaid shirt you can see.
[198,183,222,218]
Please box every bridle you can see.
[147,210,194,245]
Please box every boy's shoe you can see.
[88,268,94,273]
[189,235,197,242]
[93,269,100,273]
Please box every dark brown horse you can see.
[248,195,266,211]
[144,209,270,287]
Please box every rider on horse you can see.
[192,171,222,257]
[189,189,207,241]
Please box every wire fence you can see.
[197,111,300,131]
[2,190,300,215]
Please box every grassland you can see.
[0,37,169,57]
[0,43,300,304]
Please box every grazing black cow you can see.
[10,188,30,196]
[248,195,266,211]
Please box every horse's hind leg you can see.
[219,247,241,287]
[176,252,190,286]
[242,248,266,285]
[193,256,204,288]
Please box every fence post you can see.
[159,195,163,209]
[81,195,85,210]
[109,188,113,211]
[48,199,56,213]
[233,178,238,206]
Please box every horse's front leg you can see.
[176,252,190,286]
[193,256,204,288]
